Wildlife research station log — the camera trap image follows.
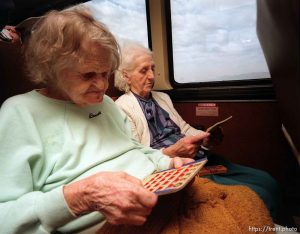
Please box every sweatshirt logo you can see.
[89,111,101,119]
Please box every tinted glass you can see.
[170,0,270,83]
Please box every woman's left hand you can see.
[202,126,224,149]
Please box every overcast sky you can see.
[84,0,148,47]
[84,0,270,83]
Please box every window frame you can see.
[163,0,275,101]
[145,0,153,50]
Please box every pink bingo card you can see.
[143,158,207,196]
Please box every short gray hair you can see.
[114,42,152,93]
[24,6,120,86]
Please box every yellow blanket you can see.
[98,177,275,234]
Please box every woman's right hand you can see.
[63,171,157,225]
[162,132,209,158]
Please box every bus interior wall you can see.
[173,101,293,183]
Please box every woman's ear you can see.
[123,70,131,85]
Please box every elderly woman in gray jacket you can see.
[114,42,281,221]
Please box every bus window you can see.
[168,0,270,84]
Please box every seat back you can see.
[106,75,123,101]
[0,42,35,105]
[257,0,300,163]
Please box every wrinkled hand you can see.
[3,26,21,44]
[163,132,209,158]
[202,126,224,149]
[63,171,157,225]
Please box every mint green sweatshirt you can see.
[0,90,171,233]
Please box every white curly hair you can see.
[114,41,153,93]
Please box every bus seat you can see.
[106,75,123,101]
[257,0,300,229]
[257,0,300,165]
[0,41,36,105]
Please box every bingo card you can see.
[143,158,207,196]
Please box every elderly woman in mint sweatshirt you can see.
[0,7,196,233]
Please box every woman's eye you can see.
[82,72,96,79]
[140,69,147,74]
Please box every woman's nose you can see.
[93,75,108,89]
[147,70,155,79]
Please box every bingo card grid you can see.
[143,158,207,196]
